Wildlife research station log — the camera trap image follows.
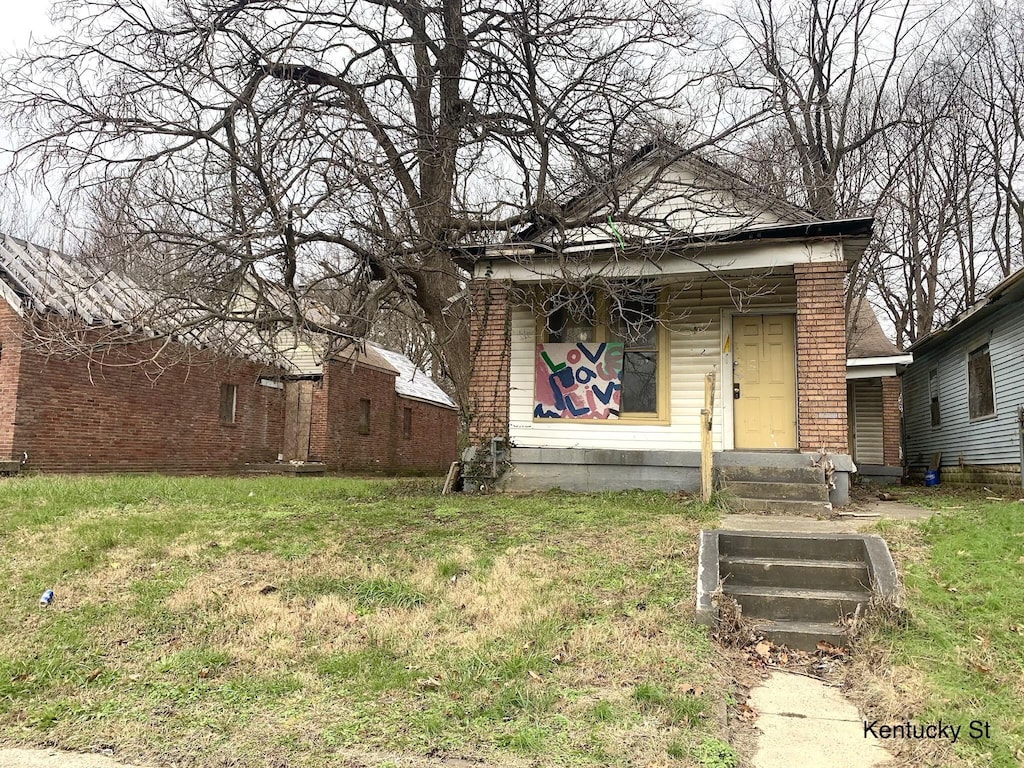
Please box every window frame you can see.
[535,289,671,425]
[358,398,371,435]
[219,383,238,425]
[966,341,997,421]
[928,367,940,428]
[402,406,413,439]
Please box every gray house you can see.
[902,267,1024,488]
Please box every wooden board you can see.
[283,380,314,461]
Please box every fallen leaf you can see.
[419,677,442,691]
[754,641,772,658]
[85,669,102,683]
[198,668,210,679]
[528,670,542,682]
[970,662,992,674]
[258,584,278,595]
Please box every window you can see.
[928,368,940,427]
[402,407,412,439]
[968,343,995,419]
[358,399,371,434]
[541,286,664,419]
[219,383,237,424]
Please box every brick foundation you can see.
[795,262,848,454]
[881,375,902,467]
[468,279,512,445]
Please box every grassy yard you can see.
[0,475,731,768]
[856,492,1024,768]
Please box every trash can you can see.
[924,469,940,486]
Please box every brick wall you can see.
[11,330,285,474]
[318,359,397,471]
[794,262,849,454]
[467,279,511,445]
[316,359,457,472]
[881,375,902,467]
[0,302,23,459]
[393,397,459,471]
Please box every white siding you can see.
[509,275,797,451]
[904,301,1024,468]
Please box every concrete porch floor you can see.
[720,501,932,534]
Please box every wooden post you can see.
[700,371,716,502]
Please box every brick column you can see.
[794,262,848,454]
[881,376,902,467]
[468,278,512,446]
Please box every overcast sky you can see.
[0,3,53,53]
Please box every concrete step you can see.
[753,620,850,652]
[727,498,833,516]
[723,481,830,503]
[720,556,870,591]
[0,461,20,475]
[725,585,871,623]
[716,465,825,484]
[718,532,868,561]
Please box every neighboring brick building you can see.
[283,343,459,473]
[457,144,888,505]
[0,235,457,474]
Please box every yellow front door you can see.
[733,314,797,449]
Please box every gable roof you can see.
[847,298,900,358]
[513,142,819,246]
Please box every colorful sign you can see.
[534,342,623,419]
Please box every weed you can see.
[695,737,738,768]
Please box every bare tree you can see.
[1,0,705,415]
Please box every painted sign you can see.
[534,342,623,419]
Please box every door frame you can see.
[720,307,798,451]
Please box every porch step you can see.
[724,481,829,503]
[728,498,832,515]
[720,556,870,591]
[725,585,870,623]
[718,531,867,561]
[751,620,850,652]
[716,465,825,485]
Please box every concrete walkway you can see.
[726,499,920,767]
[747,672,893,768]
[721,501,931,533]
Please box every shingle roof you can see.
[847,297,900,358]
[371,346,457,410]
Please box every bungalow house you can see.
[846,299,912,482]
[461,145,875,508]
[901,266,1024,488]
[0,234,457,474]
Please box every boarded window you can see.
[358,399,371,434]
[968,343,995,419]
[219,384,237,424]
[928,369,940,427]
[402,407,412,439]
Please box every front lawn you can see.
[0,475,728,767]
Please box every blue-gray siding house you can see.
[902,268,1024,488]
